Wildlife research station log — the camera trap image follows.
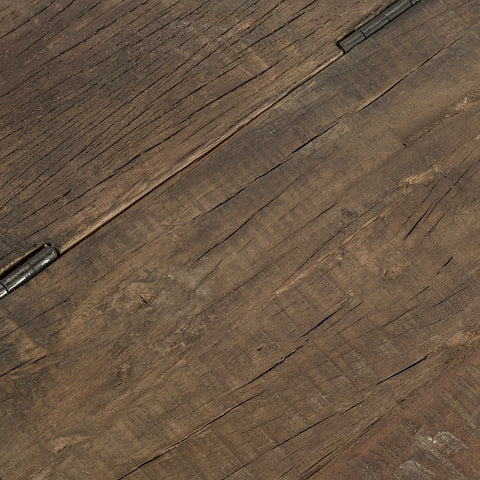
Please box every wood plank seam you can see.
[0,0,430,295]
[0,0,452,304]
[0,0,408,272]
[338,0,422,52]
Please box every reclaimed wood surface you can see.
[320,345,480,479]
[1,0,480,479]
[0,0,390,271]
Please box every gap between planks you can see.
[57,52,342,256]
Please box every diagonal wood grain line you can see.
[54,0,428,258]
[58,52,342,255]
[1,1,480,478]
[2,0,398,271]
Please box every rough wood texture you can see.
[1,0,480,478]
[319,343,480,479]
[0,0,390,270]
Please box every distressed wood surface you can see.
[1,0,480,478]
[0,0,390,270]
[318,342,480,479]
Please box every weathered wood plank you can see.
[0,0,390,269]
[317,342,480,479]
[1,1,480,478]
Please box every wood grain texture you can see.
[1,0,480,478]
[317,342,480,479]
[0,0,390,270]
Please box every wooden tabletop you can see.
[1,0,480,478]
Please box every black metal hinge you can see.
[338,0,422,52]
[0,246,58,299]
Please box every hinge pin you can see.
[383,0,412,21]
[0,246,58,298]
[360,14,389,38]
[338,0,422,52]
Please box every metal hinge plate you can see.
[0,246,58,299]
[338,0,422,52]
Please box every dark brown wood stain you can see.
[1,0,480,479]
